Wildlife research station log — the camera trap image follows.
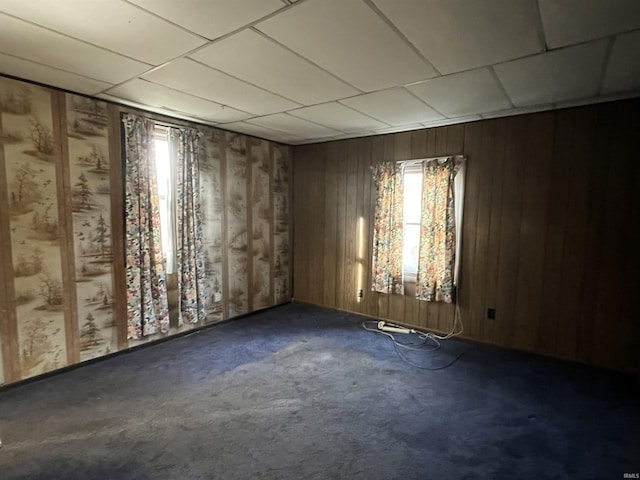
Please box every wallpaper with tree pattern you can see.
[66,94,116,361]
[0,74,291,386]
[1,77,67,379]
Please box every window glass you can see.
[154,132,174,273]
[403,169,422,277]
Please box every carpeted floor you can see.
[0,302,638,479]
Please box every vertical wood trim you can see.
[323,144,338,307]
[334,142,347,310]
[310,145,326,306]
[268,142,275,304]
[52,92,79,365]
[220,133,229,320]
[0,107,20,382]
[365,137,380,319]
[108,105,128,350]
[293,146,309,302]
[343,141,357,312]
[246,139,254,312]
[286,146,294,301]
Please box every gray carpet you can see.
[0,302,638,479]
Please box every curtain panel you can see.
[171,127,207,325]
[123,114,170,338]
[371,161,405,295]
[415,156,464,303]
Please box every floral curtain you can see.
[171,127,207,325]
[123,114,169,338]
[415,156,464,303]
[371,161,404,295]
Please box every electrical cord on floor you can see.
[361,301,473,370]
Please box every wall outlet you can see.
[487,308,496,320]
[357,288,363,298]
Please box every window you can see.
[153,126,176,274]
[371,155,464,302]
[402,164,422,281]
[401,158,465,287]
[402,159,465,285]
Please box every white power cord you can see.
[361,298,470,370]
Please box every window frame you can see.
[399,157,465,287]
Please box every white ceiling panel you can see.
[107,79,252,123]
[0,53,111,95]
[248,113,340,138]
[0,13,150,84]
[190,30,358,105]
[539,0,640,48]
[495,40,608,107]
[222,121,306,144]
[256,0,436,92]
[0,0,207,65]
[407,68,512,117]
[340,88,443,126]
[602,30,640,94]
[143,58,300,115]
[373,0,543,75]
[128,0,284,40]
[288,103,388,132]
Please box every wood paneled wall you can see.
[293,99,640,373]
[0,74,292,386]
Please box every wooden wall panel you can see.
[292,99,640,372]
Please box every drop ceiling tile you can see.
[143,58,300,115]
[0,53,112,95]
[602,30,640,94]
[0,14,150,84]
[256,0,436,92]
[373,0,542,75]
[494,40,608,107]
[407,68,511,117]
[98,93,214,125]
[288,102,388,132]
[248,113,340,138]
[190,30,359,105]
[340,88,443,126]
[129,0,284,40]
[222,121,305,144]
[539,0,640,48]
[0,0,206,65]
[107,79,252,123]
